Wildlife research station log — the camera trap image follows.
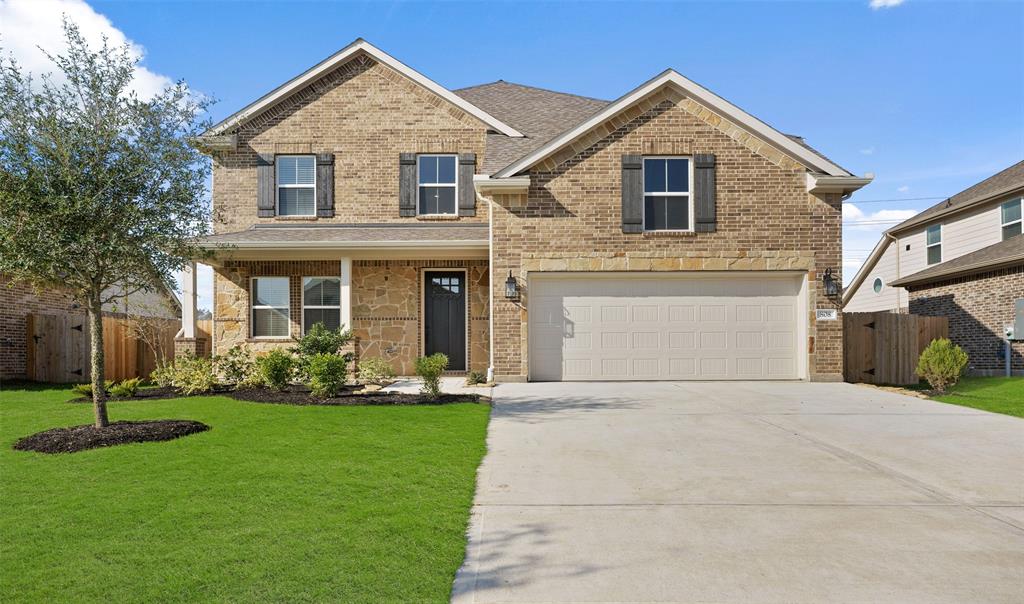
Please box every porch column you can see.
[182,261,197,339]
[340,258,352,330]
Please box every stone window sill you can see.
[416,214,461,221]
[273,216,318,222]
[246,338,293,343]
[642,230,698,238]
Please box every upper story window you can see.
[277,155,316,216]
[926,224,942,265]
[418,155,457,215]
[302,277,341,334]
[873,277,883,294]
[643,157,692,231]
[1002,198,1022,241]
[251,277,290,338]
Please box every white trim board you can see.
[205,39,523,139]
[494,69,851,178]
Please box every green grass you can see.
[0,383,490,603]
[927,376,1024,418]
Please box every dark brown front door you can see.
[424,271,466,371]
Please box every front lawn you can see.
[0,384,489,603]
[928,376,1024,418]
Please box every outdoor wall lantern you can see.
[504,271,519,300]
[822,268,841,298]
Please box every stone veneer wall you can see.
[211,54,489,234]
[908,265,1024,376]
[488,88,843,381]
[213,259,488,375]
[1,276,84,379]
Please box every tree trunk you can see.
[88,294,109,428]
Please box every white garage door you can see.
[529,273,804,381]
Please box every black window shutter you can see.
[257,153,275,217]
[316,153,334,218]
[694,154,717,232]
[621,154,643,233]
[399,153,417,217]
[458,153,476,217]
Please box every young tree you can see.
[0,20,212,427]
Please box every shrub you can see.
[150,362,175,388]
[358,357,396,385]
[171,353,217,395]
[466,370,487,386]
[108,378,141,398]
[916,338,969,393]
[291,323,353,381]
[216,346,260,388]
[71,381,113,399]
[258,349,294,391]
[308,353,347,398]
[415,353,448,400]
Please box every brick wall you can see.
[908,265,1024,375]
[489,88,844,381]
[212,258,488,375]
[212,54,489,233]
[1,276,84,380]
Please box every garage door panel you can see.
[529,274,802,381]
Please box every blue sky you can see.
[2,0,1022,308]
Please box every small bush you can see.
[216,346,260,388]
[71,381,113,399]
[150,363,175,388]
[916,338,969,393]
[172,353,217,395]
[415,353,448,400]
[292,323,353,381]
[109,378,141,398]
[258,349,294,391]
[308,353,348,398]
[358,357,396,385]
[466,370,487,386]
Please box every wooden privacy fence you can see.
[844,312,949,385]
[26,313,179,383]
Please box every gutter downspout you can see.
[487,196,495,384]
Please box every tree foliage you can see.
[0,20,213,426]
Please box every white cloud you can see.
[897,185,910,193]
[0,0,172,98]
[844,203,917,231]
[870,0,905,9]
[859,146,876,156]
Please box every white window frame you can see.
[1001,198,1022,241]
[926,224,942,265]
[276,154,317,217]
[250,276,291,339]
[642,156,694,232]
[301,276,342,335]
[416,154,458,216]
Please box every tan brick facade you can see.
[1,276,84,379]
[212,54,489,234]
[487,91,843,381]
[212,259,488,375]
[907,266,1024,376]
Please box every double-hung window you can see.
[251,277,290,338]
[277,155,316,216]
[1001,198,1022,240]
[926,224,942,265]
[643,157,691,231]
[302,277,341,333]
[417,155,457,215]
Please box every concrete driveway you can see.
[451,382,1024,603]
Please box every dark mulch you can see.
[68,385,232,403]
[228,385,488,406]
[13,420,211,454]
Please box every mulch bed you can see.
[228,385,488,406]
[13,420,211,454]
[68,385,231,403]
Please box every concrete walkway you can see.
[452,382,1024,603]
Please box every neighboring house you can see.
[182,39,869,382]
[0,275,181,380]
[843,161,1023,375]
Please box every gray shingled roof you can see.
[197,224,488,246]
[890,160,1024,234]
[454,81,610,174]
[890,235,1024,287]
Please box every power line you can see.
[841,196,946,205]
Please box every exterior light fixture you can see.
[504,271,519,300]
[822,268,841,298]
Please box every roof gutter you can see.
[807,173,873,197]
[200,240,488,250]
[890,253,1024,288]
[473,174,531,194]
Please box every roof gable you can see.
[205,39,523,138]
[493,69,851,178]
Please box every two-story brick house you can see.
[181,39,870,382]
